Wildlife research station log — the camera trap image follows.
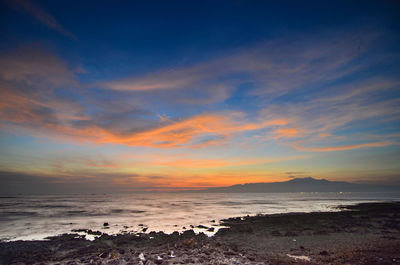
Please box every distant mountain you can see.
[194,177,400,193]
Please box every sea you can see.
[1,192,400,241]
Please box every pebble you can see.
[139,252,146,261]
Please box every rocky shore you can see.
[1,202,400,265]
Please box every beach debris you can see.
[196,225,208,229]
[292,238,297,242]
[139,252,146,261]
[103,222,109,227]
[142,227,148,232]
[98,252,108,258]
[169,250,175,258]
[207,227,215,232]
[287,254,311,262]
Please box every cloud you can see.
[5,0,77,39]
[0,46,88,134]
[257,75,400,151]
[0,45,77,87]
[294,141,393,152]
[101,28,381,106]
[0,29,399,153]
[0,168,179,193]
[0,45,290,148]
[0,170,127,194]
[274,127,299,139]
[67,113,287,148]
[142,155,296,168]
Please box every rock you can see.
[319,250,329,256]
[182,230,196,238]
[155,256,163,264]
[103,222,109,227]
[182,238,196,247]
[224,250,236,256]
[284,231,298,237]
[139,252,146,261]
[270,230,282,236]
[207,227,215,232]
[196,225,208,229]
[142,227,148,232]
[247,255,256,261]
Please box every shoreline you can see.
[1,202,400,264]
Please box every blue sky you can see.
[0,0,399,193]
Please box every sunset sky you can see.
[0,0,399,193]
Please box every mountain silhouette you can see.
[195,177,400,193]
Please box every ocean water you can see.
[1,192,399,241]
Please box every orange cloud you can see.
[111,115,287,148]
[150,157,286,168]
[274,127,298,138]
[295,141,393,152]
[40,114,287,148]
[319,133,331,138]
[112,172,286,189]
[1,109,288,148]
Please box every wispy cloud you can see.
[293,141,394,152]
[0,29,399,153]
[101,29,381,104]
[5,0,77,40]
[256,73,400,152]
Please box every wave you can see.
[33,204,75,209]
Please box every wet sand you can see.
[1,202,399,264]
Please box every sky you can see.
[0,0,399,193]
